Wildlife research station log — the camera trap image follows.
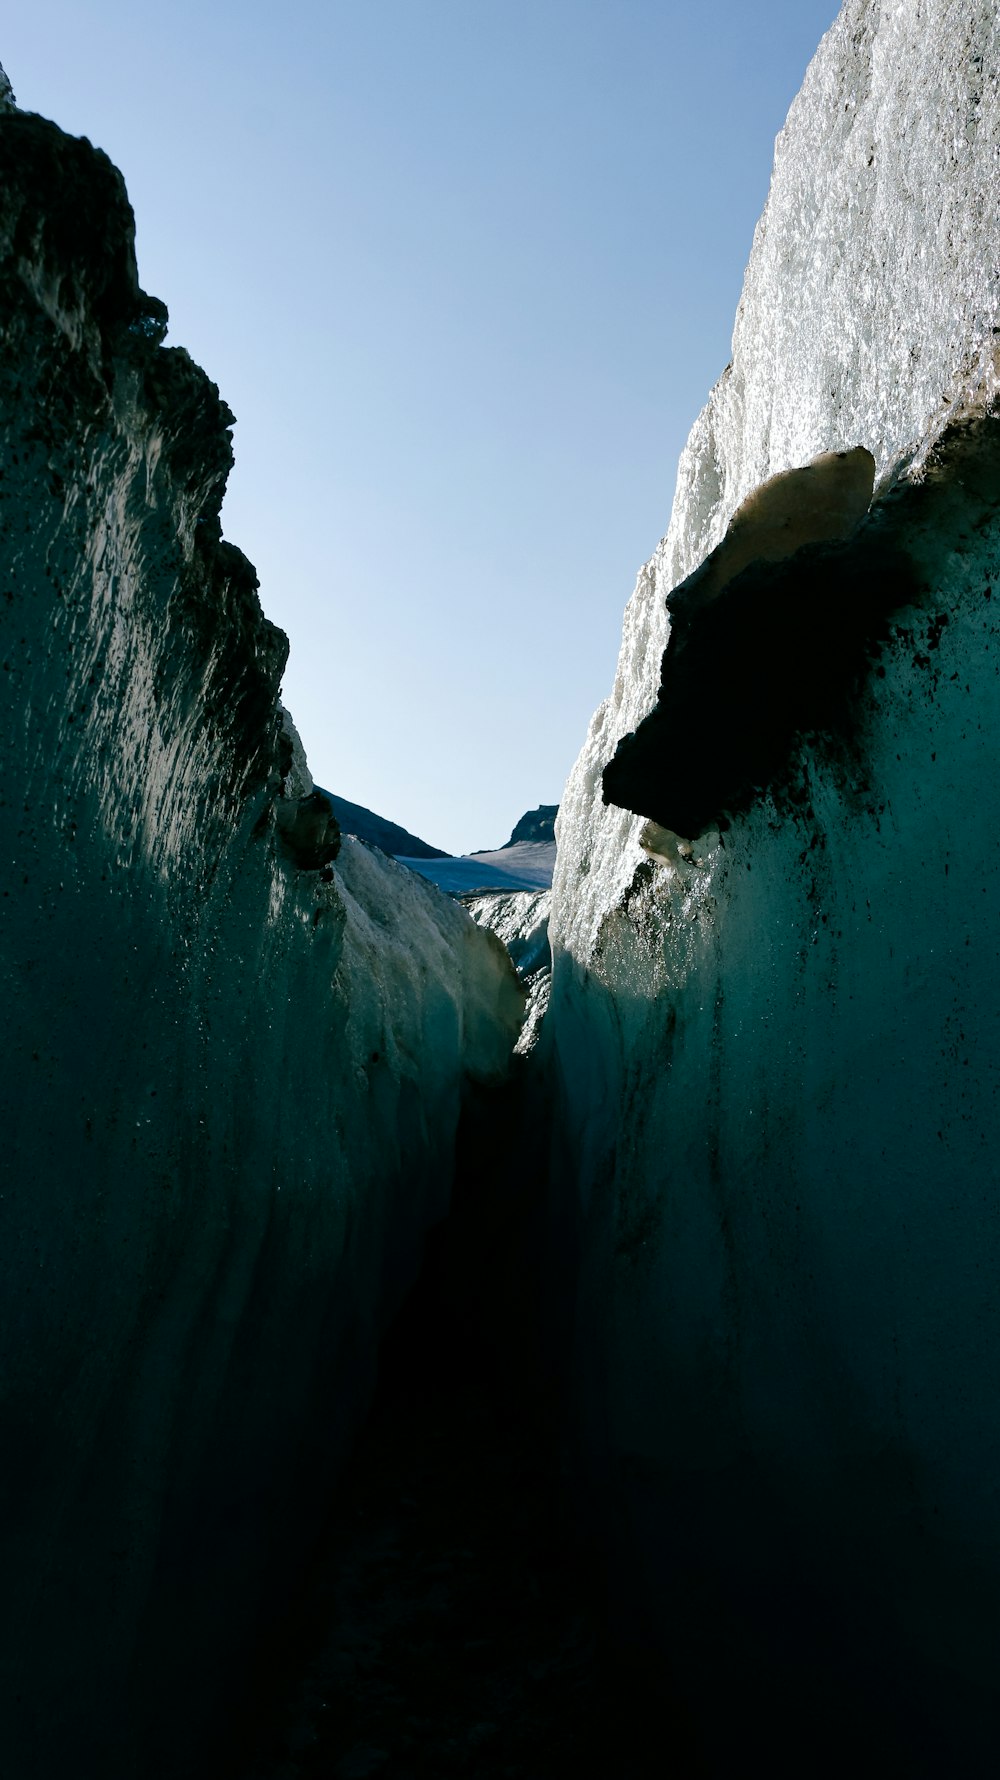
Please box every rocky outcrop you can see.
[323,790,448,859]
[277,709,447,858]
[0,103,523,1778]
[502,805,558,847]
[543,3,1000,1771]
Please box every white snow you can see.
[396,840,555,896]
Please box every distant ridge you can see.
[501,805,558,848]
[321,792,448,860]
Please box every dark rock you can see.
[320,789,447,859]
[503,805,559,847]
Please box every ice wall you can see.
[553,0,1000,959]
[0,107,523,1777]
[467,887,552,1053]
[545,2,1000,1769]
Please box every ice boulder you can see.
[666,445,875,618]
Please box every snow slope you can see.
[398,840,556,895]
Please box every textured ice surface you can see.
[539,2,1000,1765]
[540,428,1000,1765]
[466,888,552,1054]
[279,702,314,795]
[0,104,523,1778]
[467,889,552,979]
[552,0,1000,965]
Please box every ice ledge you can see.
[608,413,1000,845]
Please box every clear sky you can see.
[4,1,840,854]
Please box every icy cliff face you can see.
[543,3,1000,1770]
[467,888,552,1054]
[0,107,522,1777]
[324,789,448,858]
[553,0,1000,962]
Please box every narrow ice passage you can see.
[6,5,1000,1775]
[228,1083,699,1780]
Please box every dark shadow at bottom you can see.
[225,1076,705,1778]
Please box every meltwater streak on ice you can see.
[552,0,1000,964]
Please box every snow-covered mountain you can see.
[396,806,558,895]
[397,840,555,896]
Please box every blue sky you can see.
[5,2,840,853]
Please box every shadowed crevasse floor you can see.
[228,1084,704,1780]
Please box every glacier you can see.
[542,1,1000,1770]
[0,96,523,1778]
[553,0,1000,963]
[467,887,552,1055]
[397,840,555,895]
[396,805,558,897]
[6,3,1000,1774]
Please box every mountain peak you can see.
[502,805,558,849]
